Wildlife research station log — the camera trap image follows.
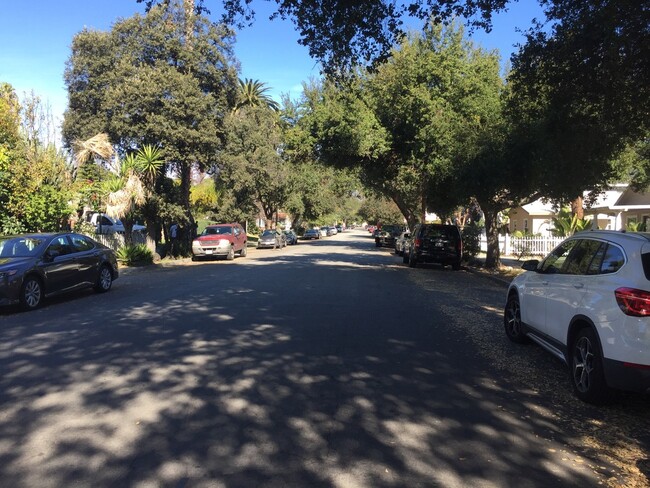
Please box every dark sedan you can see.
[375,224,405,248]
[284,230,298,245]
[0,232,119,310]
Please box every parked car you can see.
[375,224,404,248]
[0,232,119,311]
[504,230,650,403]
[326,226,337,236]
[394,231,411,255]
[192,223,247,261]
[404,223,462,270]
[318,227,328,237]
[302,229,321,240]
[367,225,376,234]
[284,230,298,245]
[336,224,344,233]
[257,230,286,249]
[86,212,146,235]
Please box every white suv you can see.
[504,230,650,403]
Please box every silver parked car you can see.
[0,232,119,310]
[257,230,287,249]
[394,231,411,255]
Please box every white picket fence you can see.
[89,232,156,252]
[480,235,564,258]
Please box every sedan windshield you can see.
[0,237,44,257]
[261,230,276,237]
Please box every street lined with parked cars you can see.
[1,227,647,487]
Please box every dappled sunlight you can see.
[0,233,640,487]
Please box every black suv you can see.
[375,224,405,248]
[404,223,463,270]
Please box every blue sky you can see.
[0,0,544,128]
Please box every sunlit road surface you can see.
[1,230,647,487]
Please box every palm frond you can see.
[73,133,114,166]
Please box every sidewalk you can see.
[464,254,527,286]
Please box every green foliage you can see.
[0,86,74,232]
[306,22,503,229]
[116,243,154,266]
[191,178,221,217]
[626,221,647,232]
[461,221,483,260]
[0,215,27,235]
[216,106,291,224]
[509,1,648,204]
[357,195,403,225]
[235,78,280,112]
[551,208,592,237]
[141,0,506,73]
[63,0,239,220]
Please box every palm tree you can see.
[73,133,114,169]
[104,145,165,246]
[234,78,280,112]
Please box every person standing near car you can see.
[169,222,178,257]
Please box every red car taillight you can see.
[414,238,422,249]
[615,287,650,317]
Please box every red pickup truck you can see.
[191,223,247,261]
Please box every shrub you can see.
[462,222,483,260]
[116,244,153,266]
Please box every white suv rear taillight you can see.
[615,287,650,317]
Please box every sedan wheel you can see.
[20,276,43,310]
[570,328,609,404]
[408,251,417,268]
[503,294,528,343]
[226,246,235,260]
[240,245,248,257]
[94,265,113,292]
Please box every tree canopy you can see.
[138,0,509,72]
[63,0,239,221]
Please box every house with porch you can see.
[508,184,650,235]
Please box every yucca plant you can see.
[116,244,153,266]
[551,208,592,236]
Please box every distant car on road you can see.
[0,232,119,310]
[192,223,247,261]
[405,223,462,270]
[302,229,321,240]
[258,230,286,249]
[375,224,404,248]
[394,231,411,255]
[284,230,298,245]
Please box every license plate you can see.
[205,250,213,254]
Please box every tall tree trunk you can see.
[483,207,501,269]
[571,195,584,219]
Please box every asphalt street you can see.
[0,230,648,487]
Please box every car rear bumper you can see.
[603,359,650,393]
[603,358,650,393]
[415,250,460,265]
